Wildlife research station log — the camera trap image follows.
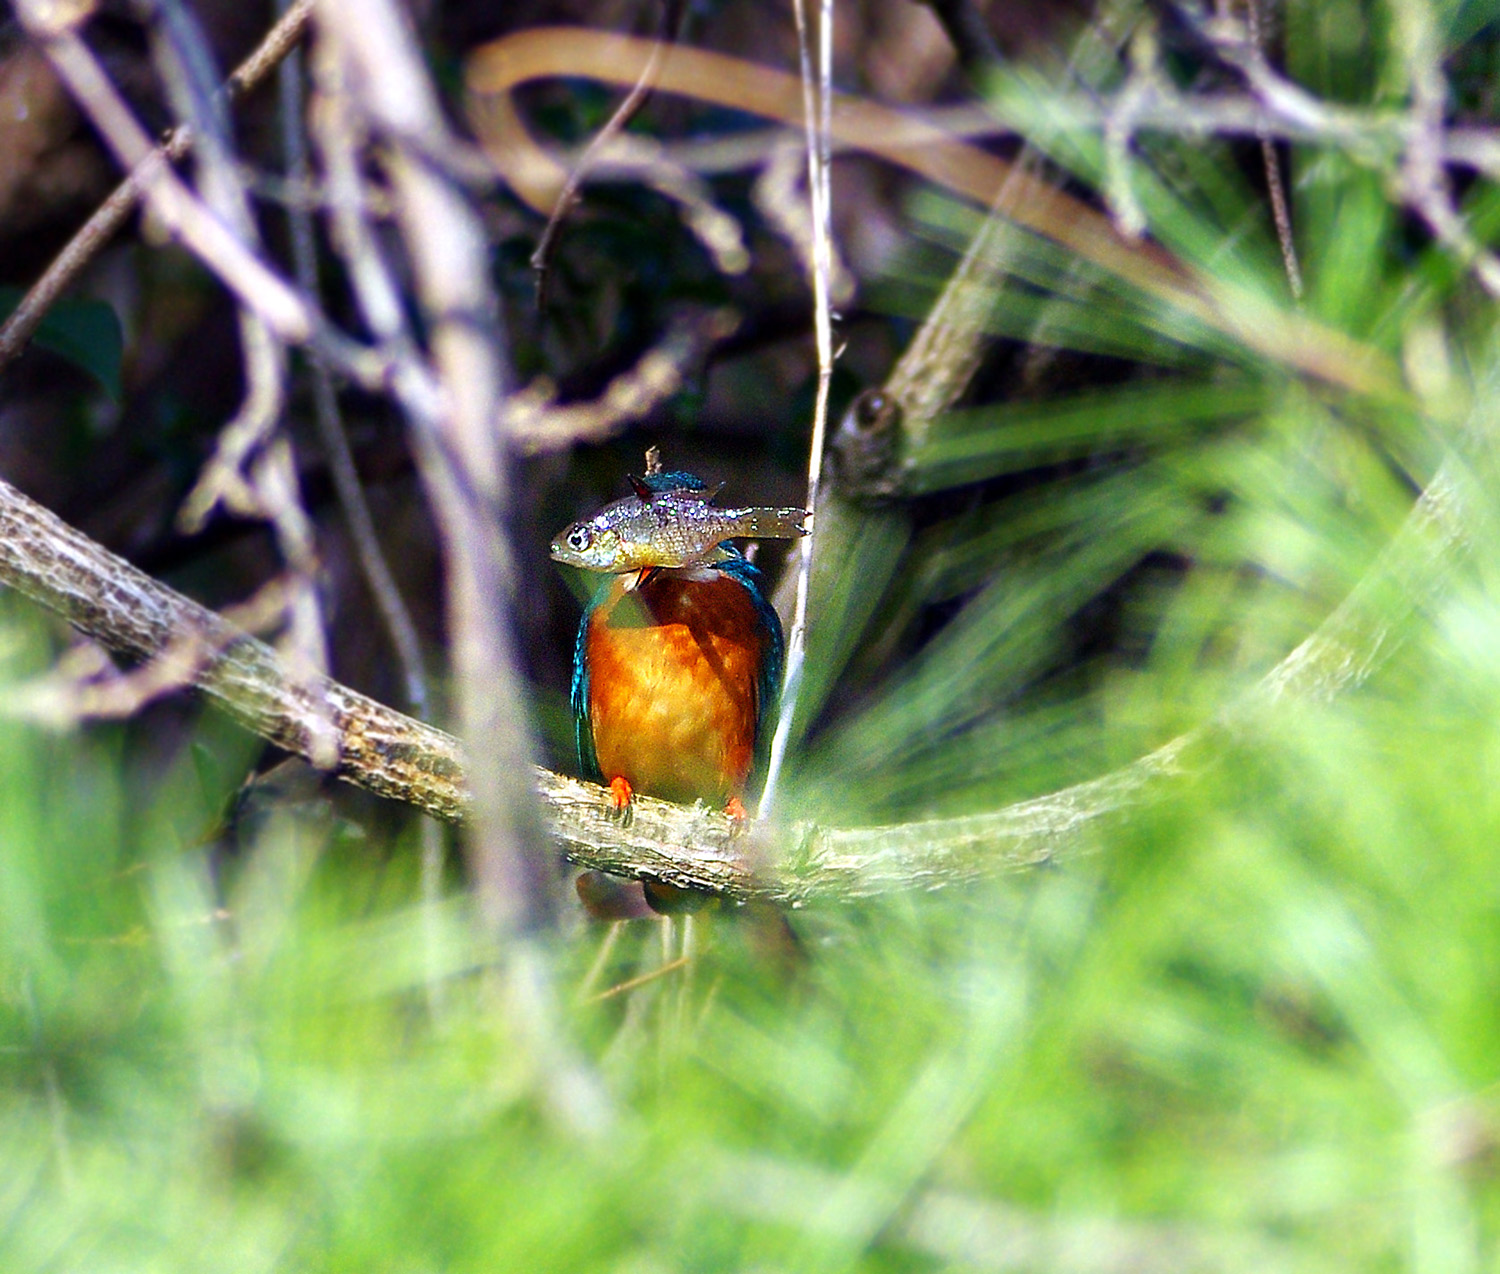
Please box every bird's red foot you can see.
[607,776,634,823]
[724,796,748,821]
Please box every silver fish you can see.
[550,484,807,573]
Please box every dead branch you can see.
[14,4,309,342]
[315,0,553,933]
[506,307,742,454]
[276,17,429,722]
[465,26,1402,404]
[0,0,314,372]
[0,451,1468,903]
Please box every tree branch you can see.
[0,0,315,372]
[315,0,555,933]
[0,453,1468,903]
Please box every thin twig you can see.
[506,307,741,453]
[10,4,311,345]
[1244,0,1303,299]
[530,0,686,310]
[0,0,315,372]
[1189,2,1500,297]
[307,38,436,418]
[759,0,835,818]
[140,0,336,768]
[278,13,429,721]
[13,2,412,401]
[131,0,334,768]
[1102,23,1157,241]
[604,133,751,277]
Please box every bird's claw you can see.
[607,776,635,826]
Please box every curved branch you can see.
[465,26,1401,406]
[0,461,1466,903]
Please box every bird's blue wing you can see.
[711,549,786,759]
[572,580,608,783]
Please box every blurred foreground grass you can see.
[9,2,1500,1269]
[5,535,1500,1271]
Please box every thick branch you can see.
[0,477,467,821]
[0,461,1467,902]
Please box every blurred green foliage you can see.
[7,0,1500,1270]
[8,512,1500,1269]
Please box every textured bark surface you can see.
[0,456,1464,902]
[0,475,1099,898]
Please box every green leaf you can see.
[0,287,124,402]
[909,377,1269,491]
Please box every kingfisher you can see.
[552,468,797,828]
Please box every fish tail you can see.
[734,507,808,539]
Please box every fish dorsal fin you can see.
[627,474,654,500]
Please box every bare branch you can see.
[0,1,314,371]
[316,0,554,934]
[1183,1,1500,297]
[139,0,335,766]
[0,417,1469,903]
[466,27,1404,404]
[9,1,412,399]
[13,4,310,341]
[607,134,750,277]
[278,14,430,720]
[507,308,741,454]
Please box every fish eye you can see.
[567,527,591,552]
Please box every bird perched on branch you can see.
[551,460,801,913]
[552,463,799,817]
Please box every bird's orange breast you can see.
[586,569,769,806]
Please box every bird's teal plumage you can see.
[568,470,785,808]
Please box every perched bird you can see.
[554,469,789,825]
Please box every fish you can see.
[550,473,807,573]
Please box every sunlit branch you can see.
[0,460,1467,903]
